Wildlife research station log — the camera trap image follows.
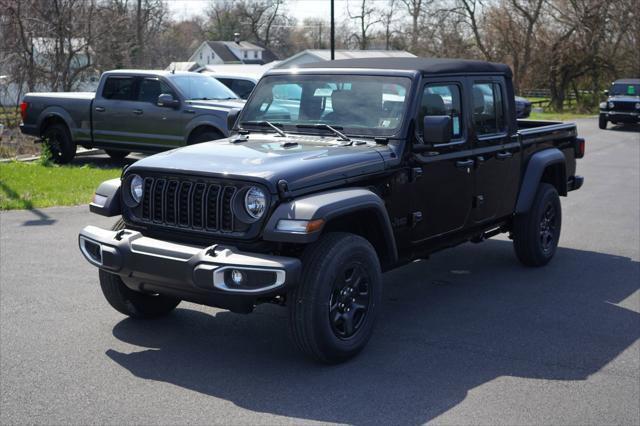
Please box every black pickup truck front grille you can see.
[138,177,238,233]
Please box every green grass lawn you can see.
[528,111,597,121]
[0,161,120,210]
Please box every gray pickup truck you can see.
[19,70,245,163]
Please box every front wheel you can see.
[513,183,562,267]
[98,219,180,318]
[105,149,130,160]
[288,232,382,364]
[598,114,607,129]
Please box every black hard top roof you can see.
[299,57,513,77]
[613,78,640,84]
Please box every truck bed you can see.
[21,92,95,142]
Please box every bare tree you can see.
[347,0,381,50]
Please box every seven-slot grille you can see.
[138,177,238,232]
[611,102,636,112]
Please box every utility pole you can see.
[330,0,335,60]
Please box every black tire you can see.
[188,128,223,145]
[598,114,607,129]
[288,232,382,364]
[105,149,130,160]
[513,183,562,267]
[98,219,180,318]
[42,123,76,164]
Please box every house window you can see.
[199,52,202,60]
[253,51,258,59]
[243,51,248,59]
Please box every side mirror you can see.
[603,90,609,97]
[419,115,452,147]
[227,108,241,131]
[157,93,179,108]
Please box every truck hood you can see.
[608,95,640,102]
[128,134,389,193]
[186,98,245,111]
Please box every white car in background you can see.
[201,64,276,99]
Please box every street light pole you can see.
[330,0,335,60]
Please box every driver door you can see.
[410,80,474,244]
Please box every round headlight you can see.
[635,102,640,110]
[244,186,266,219]
[608,101,615,109]
[599,102,607,109]
[130,174,144,204]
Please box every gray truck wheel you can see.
[288,232,382,364]
[598,114,607,129]
[98,219,180,318]
[188,128,223,144]
[513,183,562,267]
[105,149,130,160]
[42,123,76,164]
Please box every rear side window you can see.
[472,82,506,136]
[230,79,255,99]
[102,77,135,100]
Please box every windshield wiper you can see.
[240,120,287,137]
[296,123,351,142]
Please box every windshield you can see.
[610,83,640,97]
[170,74,239,100]
[240,74,412,136]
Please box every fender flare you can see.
[89,178,122,217]
[263,188,398,265]
[515,148,566,214]
[37,106,75,138]
[184,115,228,143]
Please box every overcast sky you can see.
[166,0,352,24]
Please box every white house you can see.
[272,49,416,69]
[188,36,277,66]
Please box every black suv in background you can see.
[599,78,640,129]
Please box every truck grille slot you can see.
[132,177,245,235]
[611,102,635,112]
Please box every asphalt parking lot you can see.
[1,118,638,425]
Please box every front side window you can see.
[102,77,135,100]
[170,75,238,100]
[240,74,412,136]
[137,78,174,103]
[418,83,463,139]
[472,82,506,136]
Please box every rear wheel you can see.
[105,149,130,160]
[288,232,382,364]
[513,183,562,267]
[42,123,76,164]
[98,219,180,318]
[598,114,607,129]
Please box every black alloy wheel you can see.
[329,262,371,339]
[539,201,559,255]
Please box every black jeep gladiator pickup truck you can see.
[20,70,243,163]
[79,58,585,363]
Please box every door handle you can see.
[496,151,513,160]
[456,159,474,168]
[133,109,143,115]
[95,106,105,112]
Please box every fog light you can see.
[230,269,245,285]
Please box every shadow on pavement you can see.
[106,240,640,424]
[608,123,640,132]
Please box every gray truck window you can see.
[418,84,463,139]
[102,77,135,100]
[171,75,238,100]
[138,78,174,103]
[473,82,506,136]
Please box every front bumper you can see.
[600,110,640,123]
[79,226,301,311]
